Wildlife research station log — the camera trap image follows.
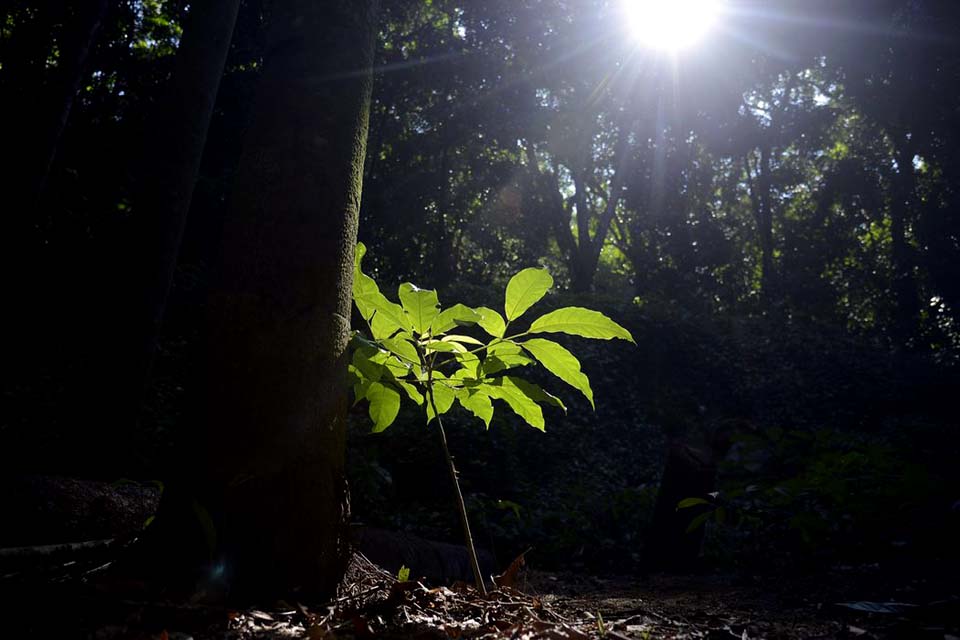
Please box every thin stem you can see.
[426,374,487,595]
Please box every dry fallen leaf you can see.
[493,549,529,589]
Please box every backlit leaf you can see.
[456,388,493,428]
[396,380,424,405]
[426,380,456,423]
[481,377,545,430]
[520,338,594,408]
[506,376,566,413]
[399,283,440,335]
[442,334,485,346]
[381,337,421,367]
[504,267,553,321]
[367,382,400,433]
[474,306,506,338]
[528,307,635,343]
[423,339,466,353]
[482,341,534,375]
[432,304,480,334]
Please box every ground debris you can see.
[2,550,955,639]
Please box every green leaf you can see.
[528,307,635,343]
[504,267,553,321]
[685,511,712,534]
[352,243,379,319]
[369,300,412,339]
[381,337,421,367]
[457,388,493,428]
[352,346,383,382]
[442,334,485,346]
[677,497,711,510]
[432,303,480,334]
[520,338,594,408]
[353,244,410,338]
[397,565,410,582]
[474,306,506,338]
[423,339,466,353]
[371,350,411,377]
[396,380,424,405]
[482,341,534,375]
[399,283,439,335]
[426,381,456,423]
[506,376,566,413]
[367,382,401,433]
[481,377,545,430]
[451,351,482,378]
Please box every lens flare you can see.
[623,0,722,51]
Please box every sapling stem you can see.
[426,383,487,595]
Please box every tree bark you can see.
[180,0,378,601]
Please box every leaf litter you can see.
[2,545,957,639]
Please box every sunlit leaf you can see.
[482,341,534,375]
[354,244,410,338]
[371,350,411,377]
[423,339,466,353]
[381,337,421,367]
[399,283,439,335]
[352,346,383,381]
[442,334,484,346]
[456,388,493,428]
[426,381,456,423]
[528,307,635,343]
[367,382,400,433]
[480,377,545,430]
[396,380,424,405]
[432,303,480,334]
[474,306,506,338]
[506,375,566,413]
[520,338,594,408]
[504,267,553,321]
[451,350,482,378]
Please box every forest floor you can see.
[3,547,957,639]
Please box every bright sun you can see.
[623,0,721,51]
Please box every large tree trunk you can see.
[177,0,377,602]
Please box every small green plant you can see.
[677,493,727,534]
[397,565,411,582]
[349,242,635,592]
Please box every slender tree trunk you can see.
[1,2,58,256]
[434,147,457,289]
[132,0,242,420]
[79,0,241,475]
[182,0,378,601]
[746,144,775,307]
[757,143,775,305]
[889,135,919,346]
[32,0,111,198]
